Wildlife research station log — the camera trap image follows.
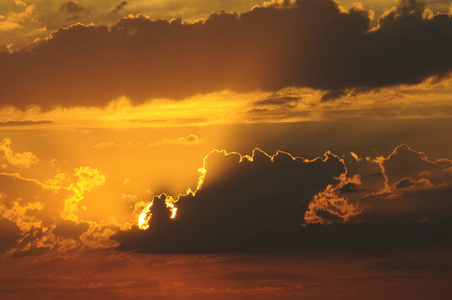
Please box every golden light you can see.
[138,203,152,230]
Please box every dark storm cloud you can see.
[113,144,452,253]
[0,0,451,108]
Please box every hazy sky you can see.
[1,0,452,298]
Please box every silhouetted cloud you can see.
[0,0,451,108]
[114,144,452,253]
[114,148,347,252]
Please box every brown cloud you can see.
[0,0,451,108]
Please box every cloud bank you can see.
[114,144,452,253]
[0,0,451,108]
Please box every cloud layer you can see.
[0,0,451,108]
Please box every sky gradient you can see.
[1,0,452,299]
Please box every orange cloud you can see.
[0,137,39,168]
[61,166,106,222]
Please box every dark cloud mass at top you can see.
[0,0,451,108]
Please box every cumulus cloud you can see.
[114,144,452,253]
[114,148,349,252]
[0,0,451,108]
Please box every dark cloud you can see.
[359,184,452,224]
[0,0,451,108]
[314,144,452,227]
[113,149,346,252]
[114,144,452,253]
[382,144,452,186]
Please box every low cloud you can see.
[114,144,452,253]
[113,148,349,252]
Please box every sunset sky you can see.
[1,0,452,298]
